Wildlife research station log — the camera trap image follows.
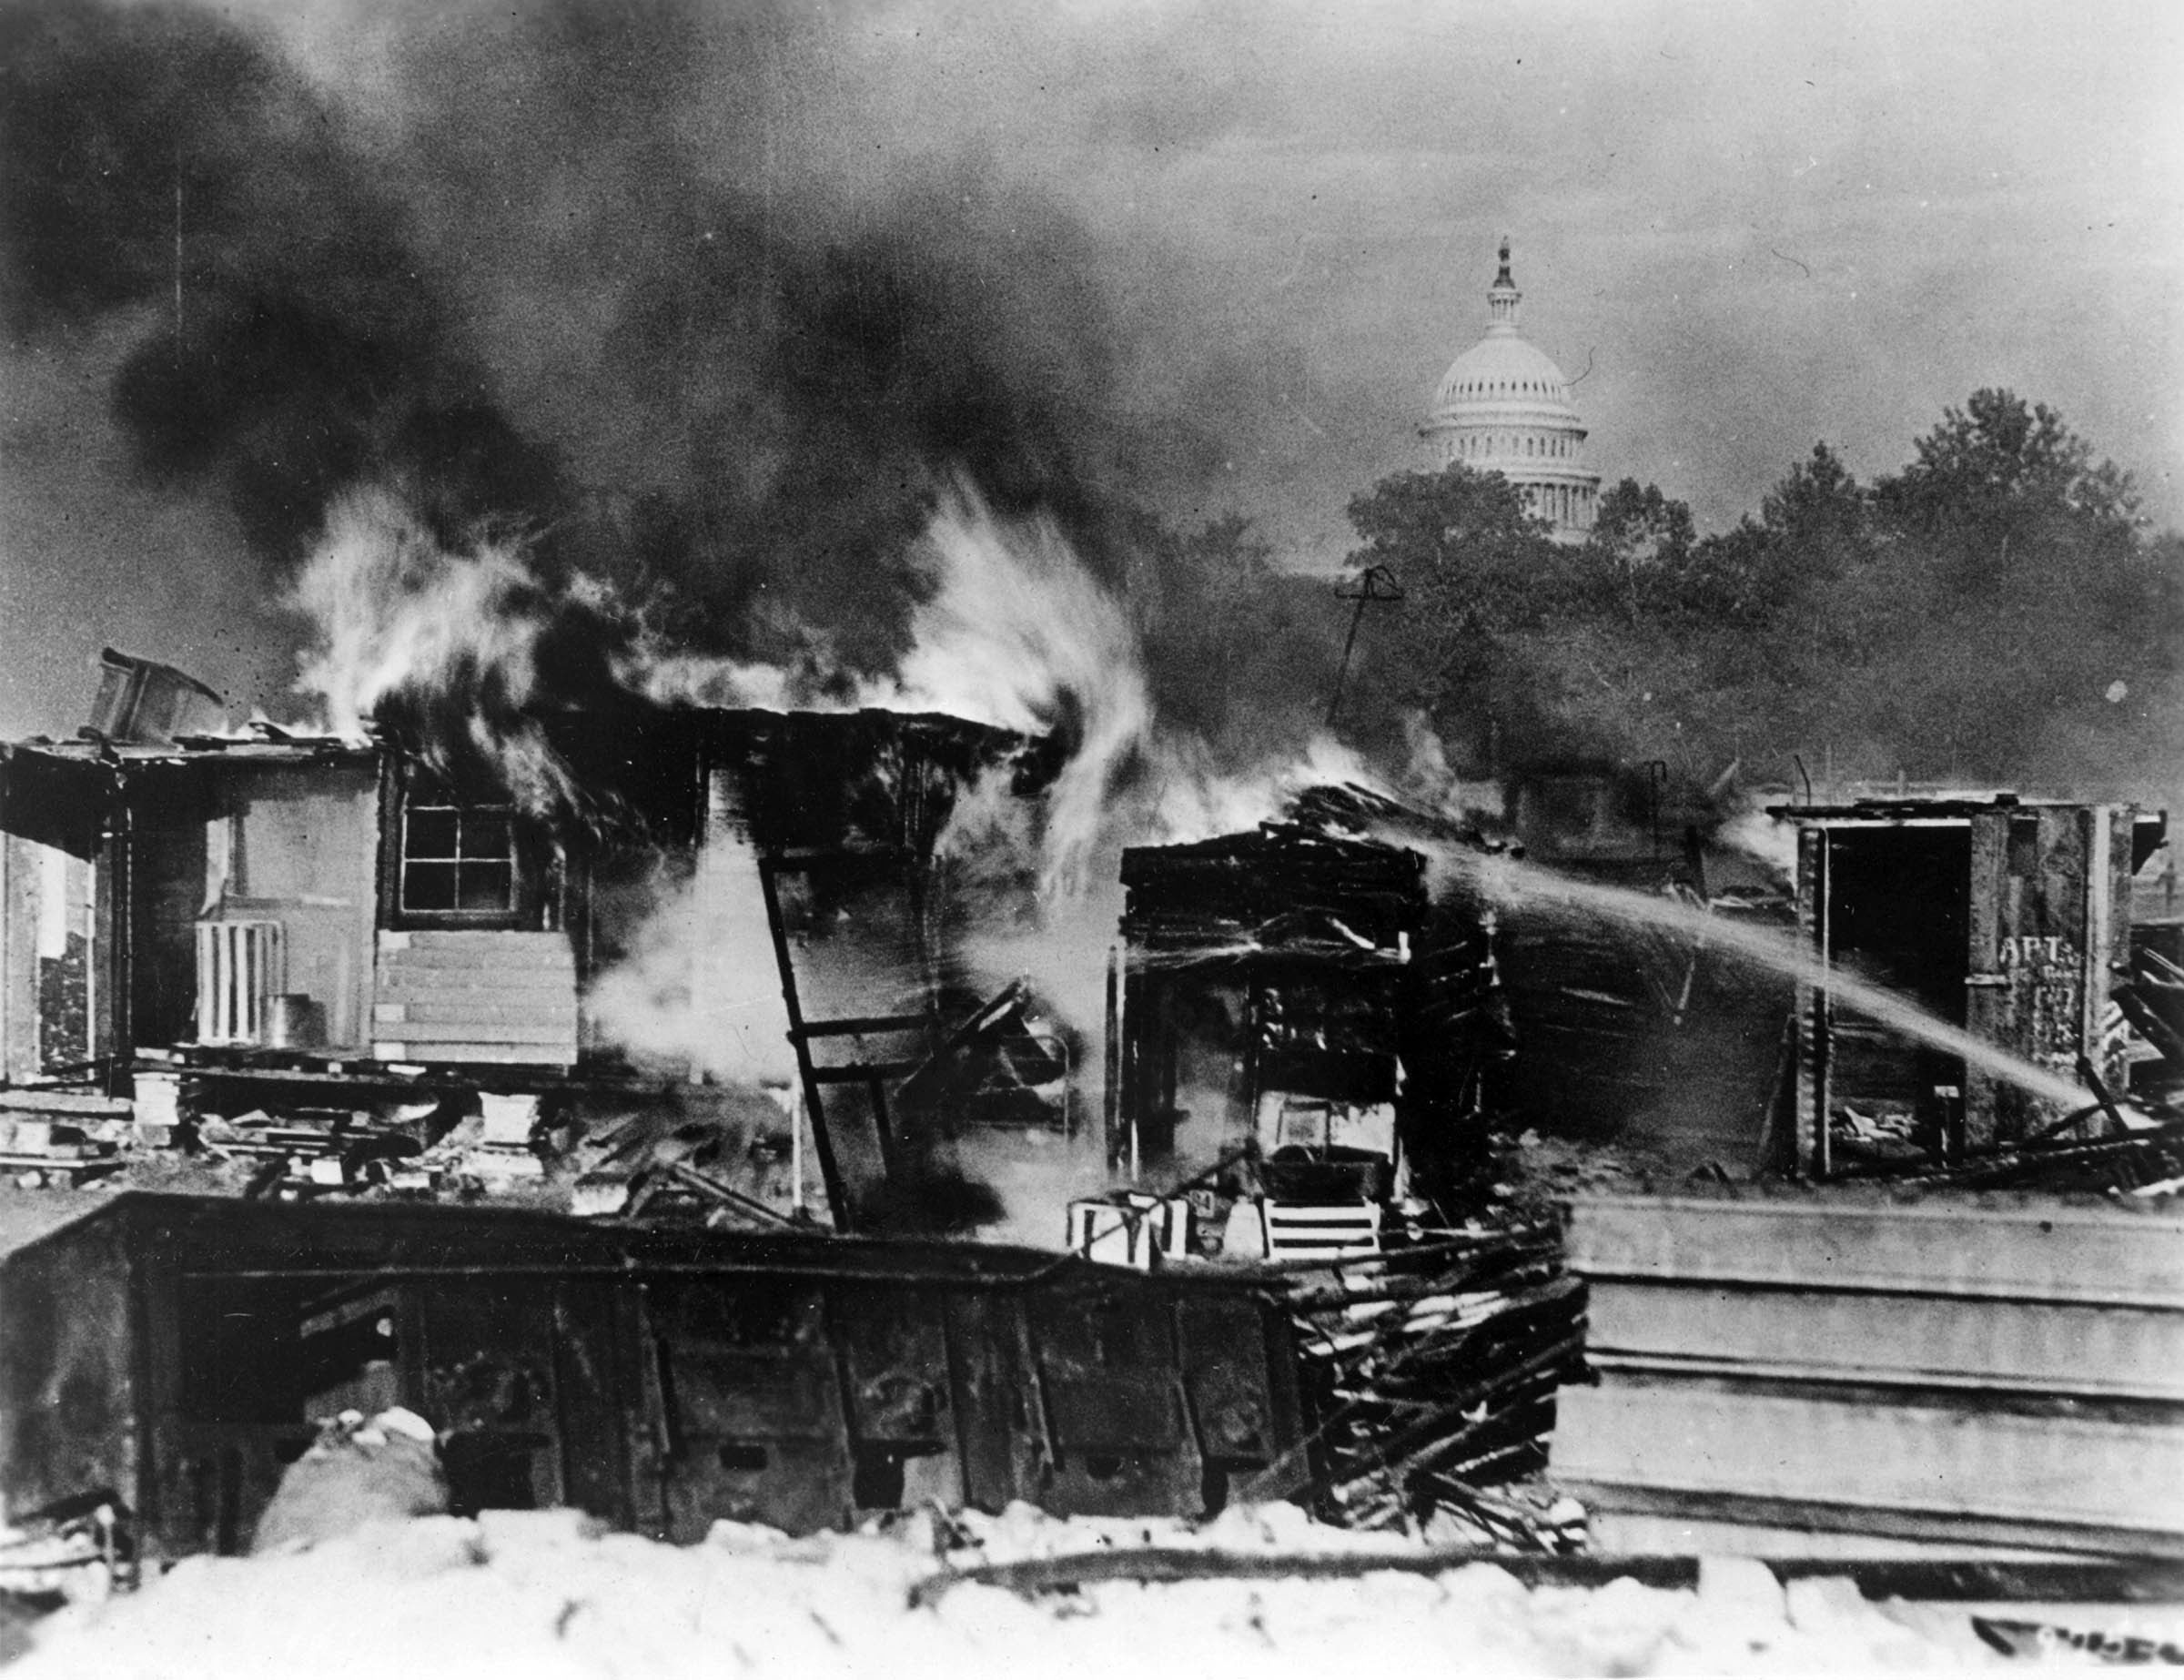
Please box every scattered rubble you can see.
[1256,1219,1588,1546]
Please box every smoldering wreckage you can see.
[4,577,2184,1670]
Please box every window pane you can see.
[404,863,459,911]
[456,864,514,913]
[406,808,460,858]
[459,813,512,861]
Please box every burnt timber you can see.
[1114,785,1512,1205]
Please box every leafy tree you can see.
[1852,390,2177,784]
[1875,388,2138,548]
[1337,463,1562,759]
[1333,394,2182,801]
[1764,440,1867,545]
[1345,463,1549,581]
[1129,507,1340,754]
[1588,478,1695,571]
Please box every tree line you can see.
[1316,388,2182,801]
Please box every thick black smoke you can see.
[2,5,555,559]
[2,0,1240,705]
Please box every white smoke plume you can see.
[582,852,798,1087]
[1400,709,1505,825]
[1715,807,1801,884]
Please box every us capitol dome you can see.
[1420,239,1601,542]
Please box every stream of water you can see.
[1400,836,2126,1120]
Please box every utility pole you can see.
[1325,563,1404,730]
[173,152,184,361]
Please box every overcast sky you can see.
[4,0,2179,737]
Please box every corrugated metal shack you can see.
[0,1193,1305,1559]
[1552,794,2184,1565]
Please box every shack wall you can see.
[221,764,380,1052]
[1964,805,2139,1146]
[1,834,100,1082]
[0,1210,137,1525]
[1791,803,2144,1169]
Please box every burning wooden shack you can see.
[1110,785,1512,1247]
[1105,789,1586,1542]
[0,653,1066,1230]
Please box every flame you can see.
[1144,732,1382,845]
[864,481,1150,897]
[291,476,1441,1178]
[618,607,848,712]
[289,489,581,812]
[623,475,1155,900]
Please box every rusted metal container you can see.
[0,1194,1305,1560]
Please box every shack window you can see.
[384,764,557,932]
[400,800,517,916]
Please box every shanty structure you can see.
[1770,795,2166,1176]
[1105,790,1587,1544]
[0,1193,1306,1558]
[1111,785,1511,1222]
[0,654,1056,1228]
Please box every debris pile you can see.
[1833,1114,2184,1194]
[896,980,1076,1137]
[0,1091,132,1188]
[1259,1220,1588,1546]
[1114,786,1512,1236]
[7,1503,2015,1677]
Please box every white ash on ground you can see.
[11,1503,2011,1677]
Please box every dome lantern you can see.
[1487,237,1521,329]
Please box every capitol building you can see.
[1420,240,1601,542]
